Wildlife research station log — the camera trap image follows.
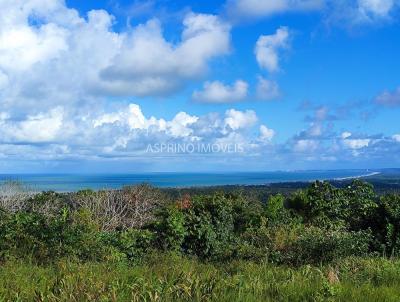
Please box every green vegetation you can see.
[1,180,400,301]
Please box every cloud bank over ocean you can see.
[0,0,400,172]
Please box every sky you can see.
[1,0,400,173]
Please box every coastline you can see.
[333,171,381,181]
[0,170,388,192]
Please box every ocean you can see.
[0,170,380,192]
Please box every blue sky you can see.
[0,0,400,173]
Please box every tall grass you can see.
[1,255,400,301]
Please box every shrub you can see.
[0,208,109,263]
[155,193,243,260]
[102,228,155,262]
[230,192,264,233]
[286,181,347,224]
[183,193,237,260]
[236,218,274,262]
[378,194,400,256]
[285,226,372,265]
[286,180,379,232]
[344,180,378,231]
[154,205,187,252]
[265,193,296,226]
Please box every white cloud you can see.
[358,0,395,17]
[259,125,275,141]
[224,109,258,131]
[93,104,167,131]
[392,134,400,142]
[340,130,372,150]
[0,1,231,114]
[308,123,323,137]
[0,104,265,159]
[343,138,370,149]
[192,80,248,103]
[0,107,64,143]
[167,112,199,138]
[341,131,352,139]
[256,77,280,100]
[255,27,289,73]
[93,105,200,141]
[294,139,319,152]
[298,106,330,139]
[226,0,323,20]
[100,13,231,96]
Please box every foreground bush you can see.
[0,209,109,262]
[1,180,400,266]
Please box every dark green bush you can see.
[183,194,236,260]
[376,194,400,256]
[287,180,379,231]
[154,193,254,260]
[344,180,378,231]
[154,205,187,252]
[101,228,154,262]
[286,181,348,224]
[0,208,108,263]
[235,218,275,261]
[285,226,372,265]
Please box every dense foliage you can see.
[1,179,400,263]
[1,179,400,300]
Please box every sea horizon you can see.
[0,169,390,192]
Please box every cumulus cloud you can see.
[297,106,334,139]
[93,104,167,131]
[192,80,248,103]
[375,87,400,106]
[255,27,290,73]
[343,138,371,149]
[0,104,267,159]
[294,139,319,152]
[0,0,231,113]
[0,107,64,143]
[259,125,275,141]
[393,134,400,142]
[1,101,400,168]
[100,13,231,96]
[256,77,280,100]
[341,131,352,139]
[226,0,323,20]
[224,109,258,131]
[167,112,199,138]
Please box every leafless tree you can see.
[121,184,164,228]
[0,180,34,213]
[28,191,65,218]
[71,184,164,231]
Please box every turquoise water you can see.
[0,170,379,192]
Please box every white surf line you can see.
[333,171,381,181]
